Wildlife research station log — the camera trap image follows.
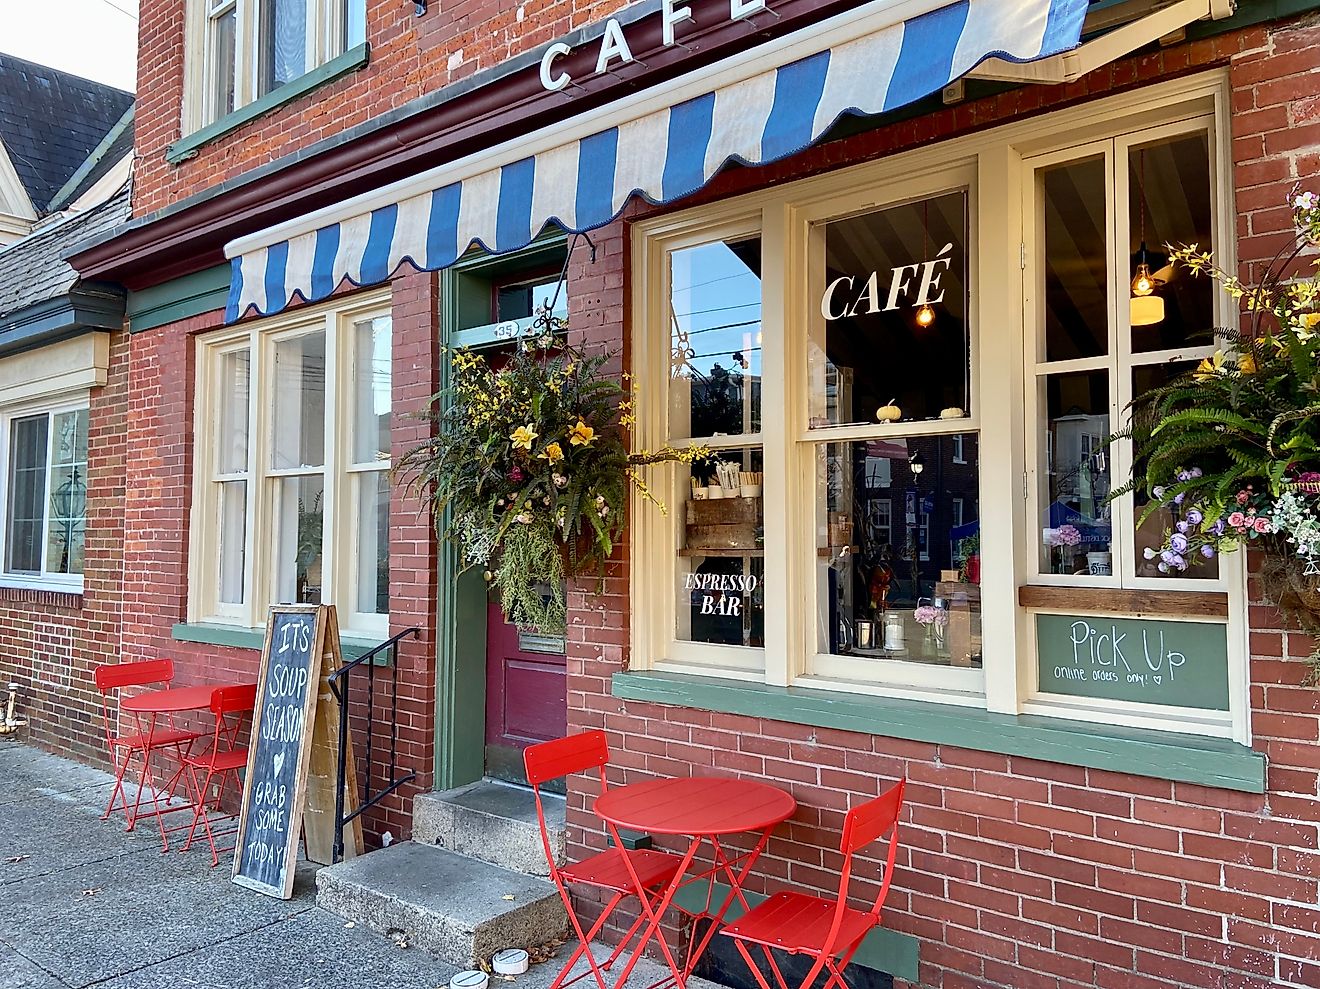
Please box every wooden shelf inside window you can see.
[678,548,764,558]
[1018,585,1229,619]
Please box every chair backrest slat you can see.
[211,683,257,716]
[94,659,175,693]
[524,729,609,785]
[820,778,907,957]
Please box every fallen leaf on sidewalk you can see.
[4,855,29,864]
[501,894,515,901]
[81,887,102,897]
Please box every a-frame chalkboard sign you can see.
[232,604,359,899]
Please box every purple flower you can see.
[1153,485,1167,500]
[509,466,525,483]
[1143,547,1156,560]
[1177,470,1192,482]
[1173,492,1185,505]
[1171,554,1187,570]
[1211,520,1227,536]
[1170,533,1189,554]
[1176,521,1189,534]
[1190,468,1203,479]
[1157,562,1170,573]
[1186,509,1203,526]
[1161,550,1177,564]
[1201,544,1216,559]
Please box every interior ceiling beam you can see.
[967,0,1235,84]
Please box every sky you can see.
[0,0,139,92]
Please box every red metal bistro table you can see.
[593,777,796,989]
[120,683,252,851]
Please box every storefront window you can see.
[2,406,88,584]
[816,436,981,668]
[669,238,762,440]
[810,193,969,429]
[1030,126,1217,584]
[191,295,392,634]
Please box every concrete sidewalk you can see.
[0,739,462,988]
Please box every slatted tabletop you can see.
[593,776,796,836]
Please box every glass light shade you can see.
[1131,262,1156,297]
[1130,294,1165,326]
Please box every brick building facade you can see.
[36,1,1320,987]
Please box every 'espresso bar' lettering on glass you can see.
[1035,613,1230,711]
[235,610,318,895]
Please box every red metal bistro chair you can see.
[720,779,907,989]
[525,731,687,989]
[94,660,202,827]
[181,683,257,866]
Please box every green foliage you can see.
[397,310,707,632]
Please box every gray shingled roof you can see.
[0,53,133,215]
[0,187,130,322]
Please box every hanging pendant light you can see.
[915,199,936,329]
[915,303,935,328]
[1130,150,1165,327]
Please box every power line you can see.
[92,0,138,20]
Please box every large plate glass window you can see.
[1028,123,1220,587]
[805,188,982,694]
[668,233,765,672]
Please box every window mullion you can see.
[39,412,55,578]
[321,312,340,607]
[1109,139,1142,591]
[246,328,264,626]
[760,203,791,687]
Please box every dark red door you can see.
[484,602,567,784]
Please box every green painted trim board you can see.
[172,622,386,662]
[612,671,1265,793]
[127,265,231,333]
[672,881,919,983]
[167,44,370,163]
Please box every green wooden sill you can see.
[611,671,1266,793]
[167,44,370,163]
[171,621,387,662]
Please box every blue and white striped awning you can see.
[225,0,1087,322]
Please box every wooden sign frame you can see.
[232,604,336,898]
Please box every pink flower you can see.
[1253,517,1272,534]
[1236,491,1250,505]
[1228,512,1246,527]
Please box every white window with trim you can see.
[190,292,391,636]
[633,73,1248,743]
[186,0,368,130]
[0,402,89,591]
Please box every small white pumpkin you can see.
[876,399,902,422]
[939,406,965,420]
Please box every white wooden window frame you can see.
[189,290,391,637]
[0,396,89,593]
[631,70,1249,742]
[183,0,354,133]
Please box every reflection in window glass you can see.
[357,471,390,614]
[6,415,48,574]
[1132,363,1218,579]
[352,317,391,465]
[207,1,237,121]
[676,446,764,647]
[272,332,326,470]
[816,436,981,668]
[1041,156,1109,362]
[669,239,762,440]
[276,475,325,604]
[259,0,308,95]
[219,480,246,605]
[496,277,567,322]
[1040,372,1112,575]
[218,349,250,474]
[810,192,969,427]
[47,410,88,576]
[1128,134,1215,353]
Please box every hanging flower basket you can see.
[1114,187,1320,679]
[398,305,708,634]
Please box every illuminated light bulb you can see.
[915,304,935,328]
[1131,262,1156,297]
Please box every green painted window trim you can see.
[672,881,919,983]
[167,44,370,164]
[127,265,231,333]
[171,621,386,662]
[612,671,1266,793]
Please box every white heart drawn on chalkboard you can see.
[273,752,285,776]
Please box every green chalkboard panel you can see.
[1036,614,1230,711]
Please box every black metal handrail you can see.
[328,626,421,863]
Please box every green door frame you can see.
[431,237,569,792]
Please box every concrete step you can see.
[315,840,568,967]
[414,780,564,878]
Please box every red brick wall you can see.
[132,0,634,216]
[0,329,128,765]
[560,16,1320,989]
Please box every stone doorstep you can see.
[315,840,569,967]
[415,780,566,879]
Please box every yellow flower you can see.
[511,424,538,451]
[1194,350,1227,381]
[538,442,565,463]
[569,420,596,447]
[1237,351,1257,375]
